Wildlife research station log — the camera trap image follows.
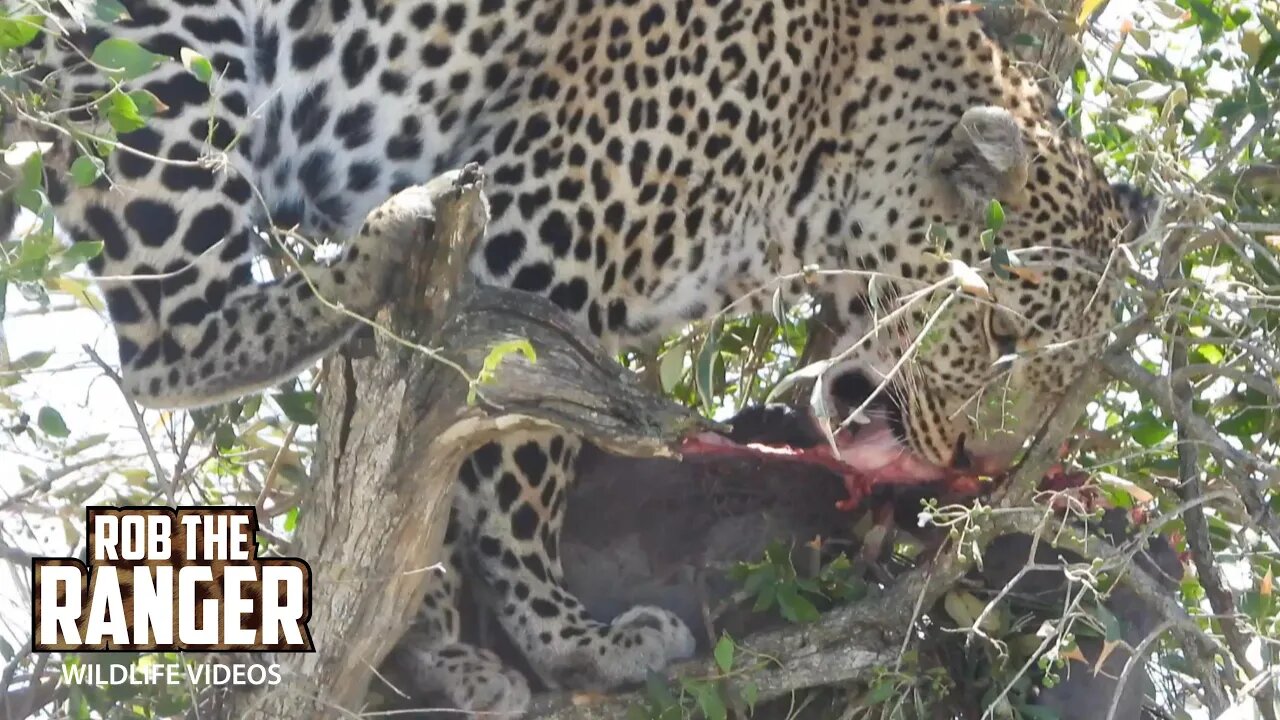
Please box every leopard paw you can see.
[550,606,695,690]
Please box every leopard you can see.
[3,0,1150,713]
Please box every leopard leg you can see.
[385,508,530,714]
[457,432,696,691]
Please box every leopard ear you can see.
[932,106,1029,212]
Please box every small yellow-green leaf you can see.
[0,14,44,50]
[105,90,146,133]
[180,47,214,84]
[943,590,987,628]
[470,339,537,404]
[985,198,1005,232]
[1076,0,1106,26]
[482,338,536,375]
[47,277,106,311]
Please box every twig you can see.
[256,374,321,515]
[1170,317,1263,709]
[1105,620,1175,720]
[81,344,169,495]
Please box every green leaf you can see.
[1181,0,1223,44]
[1190,343,1224,365]
[776,584,820,623]
[38,406,70,438]
[943,590,984,627]
[658,343,686,394]
[1019,705,1062,720]
[93,0,131,23]
[695,320,721,414]
[127,89,167,117]
[1219,408,1266,438]
[713,635,734,674]
[991,245,1015,280]
[864,679,897,706]
[1093,603,1124,642]
[0,14,43,50]
[693,685,726,720]
[69,156,105,187]
[14,145,45,192]
[752,583,776,612]
[1129,410,1172,448]
[9,350,53,371]
[61,241,104,266]
[644,671,678,711]
[105,91,147,134]
[91,38,165,80]
[740,681,758,713]
[180,47,214,84]
[274,391,318,425]
[985,198,1005,232]
[117,468,152,484]
[64,433,108,456]
[213,423,237,450]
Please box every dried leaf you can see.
[950,259,991,299]
[1092,640,1123,675]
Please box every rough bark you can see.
[223,167,708,719]
[978,0,1088,90]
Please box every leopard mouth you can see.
[680,408,980,511]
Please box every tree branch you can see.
[222,167,708,719]
[1102,352,1280,549]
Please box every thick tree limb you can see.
[223,167,707,719]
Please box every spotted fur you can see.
[7,0,1146,712]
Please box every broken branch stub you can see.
[225,166,708,719]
